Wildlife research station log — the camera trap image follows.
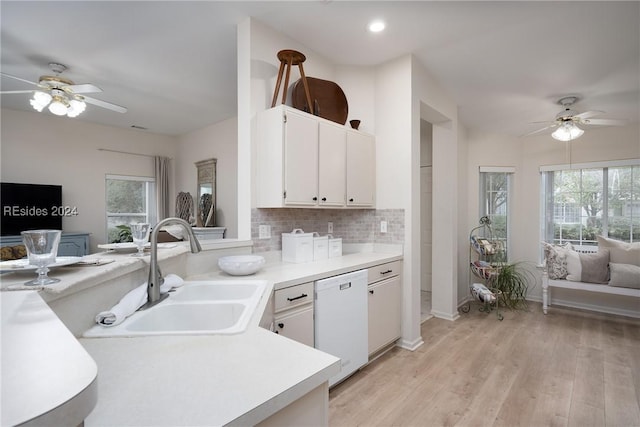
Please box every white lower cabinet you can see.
[272,281,314,347]
[367,261,402,356]
[274,306,314,347]
[268,260,402,358]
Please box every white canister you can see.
[328,234,342,258]
[282,229,314,263]
[313,232,329,261]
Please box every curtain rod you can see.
[98,148,173,160]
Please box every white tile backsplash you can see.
[251,208,404,253]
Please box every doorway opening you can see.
[420,119,433,323]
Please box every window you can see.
[106,175,156,242]
[480,167,514,259]
[540,160,639,246]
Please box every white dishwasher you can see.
[314,269,368,387]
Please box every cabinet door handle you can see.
[321,197,327,202]
[369,290,374,294]
[380,269,393,275]
[278,323,284,329]
[349,198,354,202]
[312,196,318,201]
[287,293,308,302]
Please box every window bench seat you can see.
[542,242,640,316]
[542,272,640,315]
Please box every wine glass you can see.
[21,229,62,286]
[130,223,150,257]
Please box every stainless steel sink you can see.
[83,279,269,337]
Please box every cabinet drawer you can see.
[274,282,314,312]
[368,261,402,284]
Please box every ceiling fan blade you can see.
[574,110,604,120]
[528,120,558,125]
[83,95,127,113]
[67,83,103,94]
[0,90,35,94]
[521,123,559,137]
[582,118,626,126]
[0,72,38,87]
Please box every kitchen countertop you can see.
[0,239,254,297]
[1,291,98,426]
[192,250,404,291]
[2,248,402,426]
[81,325,340,426]
[0,246,185,294]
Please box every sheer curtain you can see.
[155,156,171,221]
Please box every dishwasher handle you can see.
[339,282,352,290]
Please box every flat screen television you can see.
[1,182,63,236]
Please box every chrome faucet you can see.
[139,217,202,310]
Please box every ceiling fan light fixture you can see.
[48,96,69,116]
[67,98,86,117]
[552,122,584,142]
[30,91,52,112]
[30,89,88,118]
[3,62,126,117]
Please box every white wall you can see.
[420,120,433,167]
[334,65,376,134]
[0,108,177,253]
[456,124,469,304]
[175,117,238,237]
[374,55,420,348]
[411,57,461,322]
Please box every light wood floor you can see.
[329,302,640,427]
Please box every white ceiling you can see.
[1,1,638,137]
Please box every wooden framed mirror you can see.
[195,158,217,227]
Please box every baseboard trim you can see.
[397,336,424,351]
[430,309,460,321]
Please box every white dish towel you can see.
[95,274,184,327]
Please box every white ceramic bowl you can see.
[218,255,266,276]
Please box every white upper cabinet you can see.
[256,105,375,209]
[346,130,375,207]
[283,109,319,206]
[318,122,346,207]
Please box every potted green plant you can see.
[110,224,132,243]
[490,262,535,310]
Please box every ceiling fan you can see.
[524,96,625,141]
[0,62,127,118]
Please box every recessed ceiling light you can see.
[368,20,386,33]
